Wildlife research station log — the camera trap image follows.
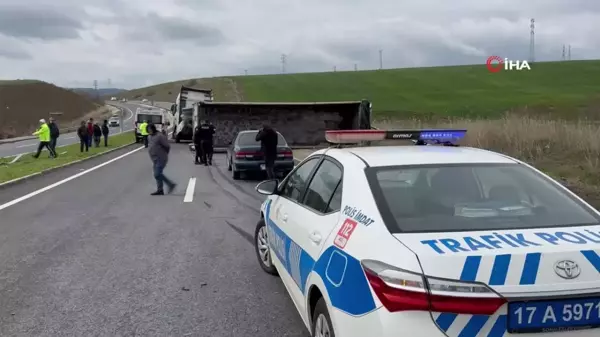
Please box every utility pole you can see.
[333,66,336,72]
[568,45,571,60]
[281,54,287,73]
[529,18,535,63]
[244,69,248,76]
[354,64,358,71]
[93,80,98,100]
[562,45,566,60]
[107,78,111,88]
[379,50,383,69]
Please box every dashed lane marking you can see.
[183,177,196,203]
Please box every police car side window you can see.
[302,160,343,213]
[280,158,320,202]
[326,183,342,213]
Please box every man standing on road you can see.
[32,119,57,159]
[101,119,109,147]
[256,124,278,179]
[193,124,203,165]
[195,120,216,166]
[86,118,94,147]
[48,117,60,155]
[147,123,176,195]
[139,119,149,148]
[77,121,89,152]
[93,122,102,147]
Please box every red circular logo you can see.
[486,56,503,73]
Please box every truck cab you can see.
[134,108,167,143]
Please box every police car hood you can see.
[393,225,600,296]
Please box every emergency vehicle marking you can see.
[421,229,600,254]
[289,241,303,289]
[333,218,357,249]
[435,312,508,337]
[342,205,375,226]
[582,250,600,272]
[264,200,377,315]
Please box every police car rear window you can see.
[366,163,600,233]
[237,132,287,146]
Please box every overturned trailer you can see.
[193,100,372,149]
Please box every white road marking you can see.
[0,146,144,212]
[9,154,23,164]
[183,177,196,203]
[16,143,36,148]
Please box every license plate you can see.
[507,297,600,333]
[260,164,266,170]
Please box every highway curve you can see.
[0,143,308,336]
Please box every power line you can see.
[562,44,566,60]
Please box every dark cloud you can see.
[123,12,225,46]
[0,46,31,60]
[0,5,83,40]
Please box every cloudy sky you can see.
[0,0,598,89]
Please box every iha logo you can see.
[486,56,531,72]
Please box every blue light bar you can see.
[384,129,467,146]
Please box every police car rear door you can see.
[267,156,321,313]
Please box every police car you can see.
[253,129,600,337]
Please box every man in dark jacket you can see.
[93,122,102,147]
[48,117,60,156]
[193,124,203,165]
[256,124,278,179]
[147,123,176,195]
[87,118,94,147]
[101,119,109,146]
[77,121,89,152]
[195,120,215,166]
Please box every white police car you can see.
[253,129,600,337]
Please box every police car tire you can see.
[254,219,278,276]
[311,297,335,337]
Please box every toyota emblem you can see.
[554,260,581,279]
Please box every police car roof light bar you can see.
[325,129,467,146]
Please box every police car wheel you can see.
[254,219,278,276]
[312,297,335,337]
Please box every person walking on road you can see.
[256,124,278,179]
[32,119,57,159]
[93,122,102,147]
[101,119,109,147]
[77,121,89,152]
[86,118,94,147]
[147,123,176,195]
[48,117,60,155]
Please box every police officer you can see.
[139,119,149,148]
[193,124,203,165]
[256,124,278,179]
[196,120,215,166]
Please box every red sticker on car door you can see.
[334,218,358,249]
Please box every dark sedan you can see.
[226,130,294,180]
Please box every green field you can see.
[0,132,135,183]
[119,60,600,119]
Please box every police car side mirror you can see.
[256,179,278,195]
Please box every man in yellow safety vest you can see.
[139,120,149,148]
[32,118,57,158]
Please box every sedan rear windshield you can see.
[366,163,600,233]
[237,132,287,146]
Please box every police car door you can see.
[268,156,321,312]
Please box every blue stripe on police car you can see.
[264,200,376,316]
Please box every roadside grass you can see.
[0,131,135,184]
[377,116,600,208]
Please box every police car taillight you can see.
[362,260,505,315]
[325,129,467,146]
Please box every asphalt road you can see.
[0,102,140,159]
[0,142,307,336]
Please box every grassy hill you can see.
[0,81,102,139]
[119,60,600,120]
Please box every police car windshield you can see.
[367,163,600,233]
[237,132,287,146]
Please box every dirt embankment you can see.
[0,81,99,139]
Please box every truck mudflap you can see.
[197,100,372,147]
